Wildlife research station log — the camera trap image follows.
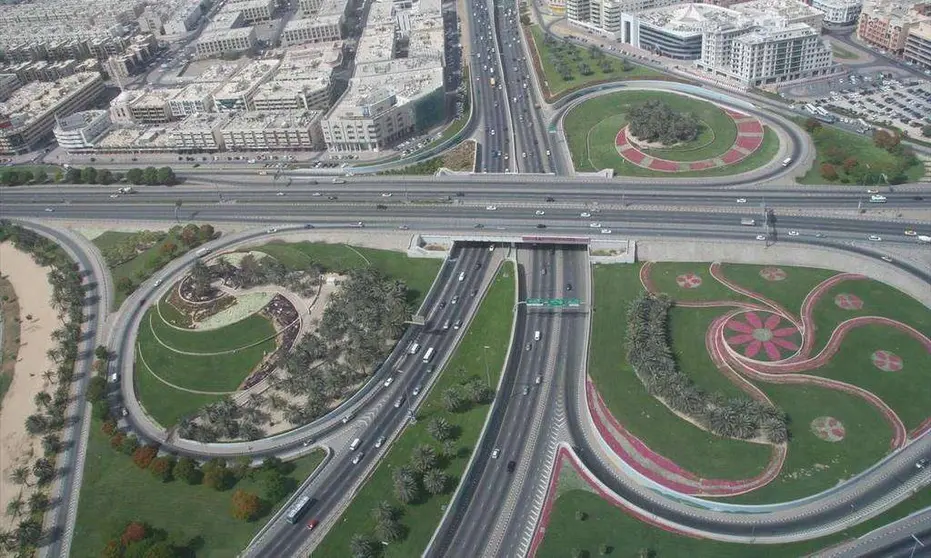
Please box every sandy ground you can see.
[0,243,56,531]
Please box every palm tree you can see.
[10,466,31,488]
[33,392,52,410]
[427,417,452,442]
[409,445,437,474]
[374,517,403,543]
[5,495,24,519]
[349,533,376,558]
[423,468,448,495]
[392,467,418,504]
[27,492,49,514]
[371,501,396,525]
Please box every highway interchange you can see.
[3,0,931,556]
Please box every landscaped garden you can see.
[314,262,515,558]
[588,261,930,504]
[564,91,780,177]
[796,118,924,185]
[526,26,664,99]
[131,241,443,441]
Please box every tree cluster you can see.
[99,521,185,558]
[114,223,216,297]
[177,395,267,443]
[217,253,324,298]
[628,100,701,146]
[810,126,918,184]
[626,295,789,443]
[100,230,167,267]
[0,167,47,187]
[0,222,89,556]
[278,268,410,426]
[540,33,622,85]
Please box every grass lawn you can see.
[645,262,753,304]
[564,91,781,177]
[716,263,837,317]
[797,124,925,185]
[71,417,326,558]
[537,477,931,558]
[134,349,223,426]
[528,26,664,98]
[589,264,771,479]
[254,241,441,309]
[727,381,892,504]
[808,277,931,352]
[0,275,20,410]
[831,44,858,60]
[314,262,516,557]
[93,230,193,308]
[668,307,747,399]
[807,325,931,431]
[148,305,275,353]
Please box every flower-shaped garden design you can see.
[759,267,787,281]
[834,293,864,310]
[676,273,702,289]
[871,350,903,372]
[810,416,846,442]
[726,311,800,361]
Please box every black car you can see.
[536,224,546,229]
[506,461,516,473]
[544,196,555,202]
[475,261,482,269]
[566,283,572,292]
[439,301,447,310]
[304,224,314,229]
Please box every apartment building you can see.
[0,74,21,102]
[857,0,931,53]
[567,0,683,41]
[225,0,276,23]
[53,110,112,152]
[0,71,104,154]
[732,0,825,28]
[169,112,231,151]
[213,59,280,111]
[904,19,931,68]
[195,27,258,58]
[281,15,344,46]
[121,88,184,124]
[810,0,863,25]
[220,110,325,150]
[170,83,219,118]
[636,4,733,59]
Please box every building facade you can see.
[810,0,863,25]
[53,110,111,151]
[904,19,931,68]
[857,0,931,52]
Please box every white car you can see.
[869,235,882,242]
[374,436,386,448]
[580,212,591,218]
[881,256,894,262]
[866,189,879,194]
[491,448,500,459]
[756,234,767,241]
[412,385,421,396]
[535,210,545,216]
[382,192,392,197]
[600,229,612,234]
[904,230,917,236]
[44,208,54,212]
[736,198,747,204]
[109,193,120,198]
[384,377,394,387]
[788,230,799,236]
[276,192,285,196]
[267,228,277,233]
[589,222,602,228]
[490,129,496,136]
[486,205,497,211]
[312,192,322,197]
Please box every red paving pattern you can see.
[582,262,927,501]
[613,106,765,173]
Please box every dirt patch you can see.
[0,243,56,531]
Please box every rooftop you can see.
[222,109,323,130]
[96,124,174,148]
[173,112,231,130]
[132,87,184,107]
[214,59,281,98]
[638,3,745,34]
[0,72,100,123]
[54,109,108,132]
[732,0,824,23]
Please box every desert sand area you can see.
[0,243,57,531]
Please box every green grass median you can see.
[313,261,517,557]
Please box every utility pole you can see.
[482,345,491,386]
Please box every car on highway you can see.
[267,227,277,233]
[522,386,530,396]
[535,374,542,385]
[491,448,500,459]
[589,222,601,228]
[736,198,747,203]
[525,342,532,351]
[756,235,767,241]
[536,224,546,229]
[566,283,573,291]
[153,279,162,287]
[470,288,478,297]
[306,519,319,530]
[881,256,894,262]
[788,230,799,236]
[580,212,591,218]
[44,207,54,212]
[866,189,879,194]
[600,229,612,234]
[917,458,929,469]
[451,295,460,304]
[507,460,516,473]
[312,192,322,196]
[453,319,463,330]
[109,193,119,198]
[868,235,882,241]
[276,192,285,196]
[412,385,421,396]
[384,377,394,387]
[375,436,386,448]
[394,395,405,408]
[381,192,392,197]
[535,210,545,215]
[351,452,365,465]
[342,413,354,424]
[486,205,497,211]
[904,230,917,236]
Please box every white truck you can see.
[118,187,134,194]
[919,235,931,244]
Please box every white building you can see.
[221,110,325,150]
[568,0,684,41]
[731,0,825,29]
[281,15,344,46]
[810,0,863,25]
[195,27,257,58]
[126,88,184,123]
[170,83,218,118]
[170,112,230,151]
[53,109,111,151]
[213,59,280,111]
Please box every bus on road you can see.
[285,495,313,524]
[422,347,435,363]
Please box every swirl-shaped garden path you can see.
[587,261,930,498]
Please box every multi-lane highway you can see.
[466,0,510,173]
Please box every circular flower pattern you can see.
[676,273,702,289]
[810,416,846,442]
[759,267,787,281]
[726,311,800,361]
[871,350,903,372]
[834,293,863,310]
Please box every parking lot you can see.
[806,74,931,136]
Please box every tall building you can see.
[857,0,931,53]
[568,0,684,40]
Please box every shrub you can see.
[149,456,174,482]
[172,457,201,485]
[230,490,261,521]
[120,521,147,546]
[132,445,158,469]
[110,432,125,450]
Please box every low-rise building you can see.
[0,74,21,102]
[170,83,218,117]
[281,15,343,46]
[213,58,281,111]
[128,88,183,123]
[732,0,825,29]
[53,109,111,152]
[0,71,104,154]
[857,0,931,53]
[195,26,258,58]
[905,18,931,68]
[225,0,276,23]
[810,0,863,26]
[220,110,325,150]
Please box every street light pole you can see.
[482,345,491,387]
